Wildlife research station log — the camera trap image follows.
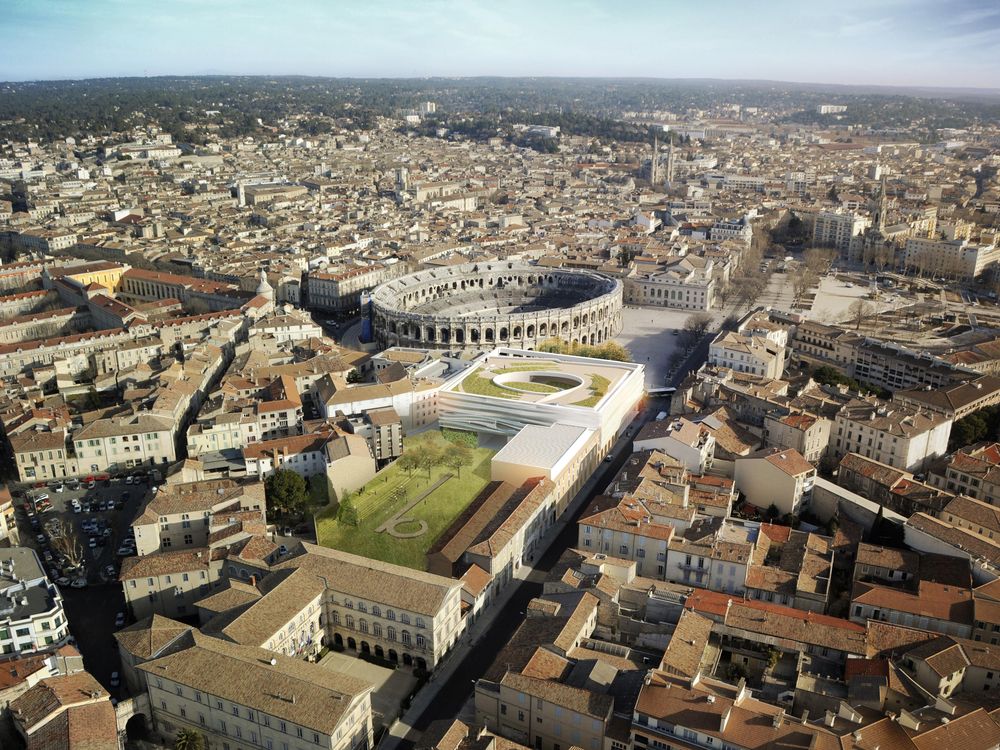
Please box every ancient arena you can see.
[370,262,623,352]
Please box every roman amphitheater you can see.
[370,262,623,351]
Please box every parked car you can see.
[52,483,64,493]
[88,537,97,549]
[110,672,120,688]
[35,533,46,544]
[56,576,71,587]
[104,565,117,579]
[114,612,125,627]
[70,578,87,589]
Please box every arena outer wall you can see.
[370,262,623,352]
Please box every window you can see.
[501,704,507,716]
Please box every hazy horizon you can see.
[4,0,999,89]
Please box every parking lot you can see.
[11,473,150,694]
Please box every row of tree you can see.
[535,338,631,361]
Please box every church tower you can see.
[650,135,659,185]
[665,138,676,189]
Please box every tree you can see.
[803,247,836,274]
[848,299,873,331]
[265,469,310,518]
[337,492,359,526]
[175,729,205,750]
[308,473,331,507]
[47,518,84,568]
[443,443,472,477]
[417,445,442,478]
[683,311,714,341]
[346,369,364,384]
[396,450,420,477]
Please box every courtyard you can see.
[316,431,495,570]
[318,649,418,731]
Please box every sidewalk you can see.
[378,412,642,750]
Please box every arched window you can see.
[387,627,397,641]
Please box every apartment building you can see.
[9,671,118,750]
[903,237,1000,281]
[733,448,817,516]
[633,672,841,750]
[120,547,224,620]
[850,339,970,392]
[140,635,374,750]
[634,417,716,474]
[243,544,467,672]
[762,410,831,463]
[10,429,70,482]
[708,330,785,378]
[131,479,266,556]
[306,264,392,311]
[894,374,1000,420]
[0,548,70,655]
[929,442,1000,505]
[789,319,862,370]
[72,414,177,474]
[366,407,404,463]
[831,397,951,473]
[812,209,869,253]
[0,484,18,546]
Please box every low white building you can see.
[0,548,70,655]
[733,447,817,516]
[633,417,716,474]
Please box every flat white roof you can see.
[492,423,589,473]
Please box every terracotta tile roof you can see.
[685,588,866,655]
[9,672,109,735]
[911,708,1000,750]
[659,609,712,679]
[113,614,194,660]
[852,579,973,625]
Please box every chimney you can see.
[250,575,257,587]
[772,708,785,729]
[823,710,836,727]
[896,709,921,731]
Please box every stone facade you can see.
[371,263,623,352]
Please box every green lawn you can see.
[573,373,611,407]
[315,431,495,570]
[460,372,517,399]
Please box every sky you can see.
[3,0,1000,89]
